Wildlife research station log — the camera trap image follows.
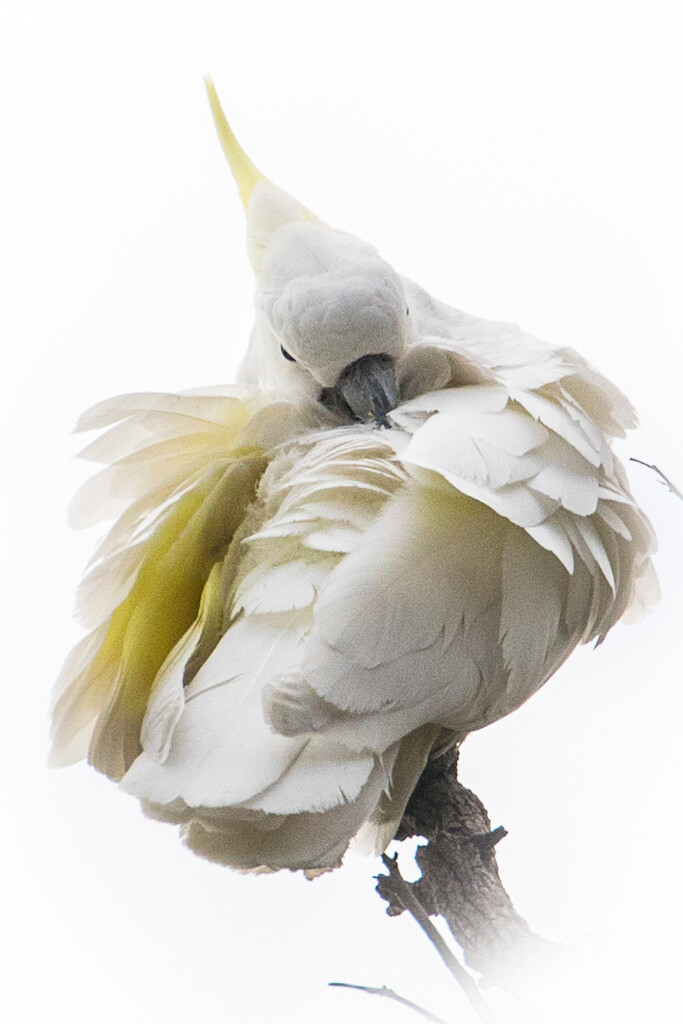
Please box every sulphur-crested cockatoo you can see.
[51,82,658,873]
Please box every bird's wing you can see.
[49,389,301,780]
[264,380,656,764]
[402,282,656,619]
[404,278,637,439]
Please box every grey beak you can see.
[321,353,400,427]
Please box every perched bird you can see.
[50,82,658,873]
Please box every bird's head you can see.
[206,79,409,425]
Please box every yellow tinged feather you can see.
[86,456,267,780]
[205,78,267,207]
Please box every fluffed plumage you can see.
[50,81,658,872]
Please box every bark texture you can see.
[377,747,555,987]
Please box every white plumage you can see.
[50,82,657,872]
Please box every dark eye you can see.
[280,345,296,362]
[406,306,410,316]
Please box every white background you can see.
[2,2,682,1022]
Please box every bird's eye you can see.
[280,345,296,362]
[406,306,410,316]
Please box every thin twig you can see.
[329,981,452,1024]
[630,458,683,501]
[380,855,501,1024]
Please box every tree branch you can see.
[377,853,501,1023]
[329,981,452,1024]
[630,458,683,501]
[377,748,556,993]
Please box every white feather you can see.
[122,614,309,808]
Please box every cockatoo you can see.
[50,82,658,873]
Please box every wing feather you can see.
[50,392,272,779]
[122,613,309,807]
[179,755,396,872]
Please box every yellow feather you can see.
[87,457,267,780]
[205,77,267,208]
[51,448,267,781]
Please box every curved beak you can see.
[322,354,400,427]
